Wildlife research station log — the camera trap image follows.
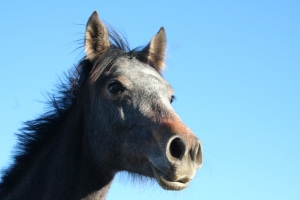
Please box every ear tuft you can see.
[142,27,167,72]
[85,11,110,59]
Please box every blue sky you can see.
[0,1,299,199]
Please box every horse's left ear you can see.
[142,27,166,72]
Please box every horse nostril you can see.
[191,140,202,168]
[169,137,186,160]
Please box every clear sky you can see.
[0,1,299,199]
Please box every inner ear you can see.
[141,27,167,72]
[85,11,110,59]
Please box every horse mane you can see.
[0,27,151,196]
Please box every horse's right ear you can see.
[85,11,110,59]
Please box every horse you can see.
[0,11,202,200]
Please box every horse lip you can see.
[150,162,189,190]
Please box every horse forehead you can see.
[113,57,169,87]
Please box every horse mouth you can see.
[150,163,189,190]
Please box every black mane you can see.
[0,28,148,196]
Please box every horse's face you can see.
[85,11,202,190]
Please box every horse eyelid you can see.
[171,95,176,103]
[109,77,128,87]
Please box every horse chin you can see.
[150,164,189,191]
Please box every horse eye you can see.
[108,82,123,94]
[170,95,175,104]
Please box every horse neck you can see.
[4,104,115,200]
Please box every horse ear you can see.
[142,27,166,72]
[85,11,110,59]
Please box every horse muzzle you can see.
[149,135,202,190]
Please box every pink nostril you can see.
[169,137,186,160]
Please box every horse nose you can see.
[166,136,202,168]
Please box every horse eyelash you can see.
[171,95,176,103]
